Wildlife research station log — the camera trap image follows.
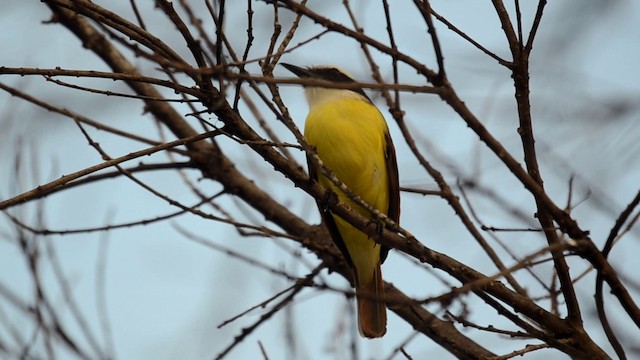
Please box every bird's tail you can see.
[355,263,387,338]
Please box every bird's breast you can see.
[304,98,390,212]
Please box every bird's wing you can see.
[381,129,400,263]
[307,155,354,267]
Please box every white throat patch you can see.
[304,87,368,109]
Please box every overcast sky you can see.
[1,1,639,359]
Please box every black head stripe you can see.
[309,67,370,100]
[311,67,355,83]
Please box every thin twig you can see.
[430,7,512,67]
[0,131,219,210]
[595,189,640,359]
[0,67,204,98]
[413,0,446,81]
[214,266,323,360]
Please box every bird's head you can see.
[281,63,370,108]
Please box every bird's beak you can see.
[281,63,312,78]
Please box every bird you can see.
[282,63,400,338]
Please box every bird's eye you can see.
[319,68,353,83]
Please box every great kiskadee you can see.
[282,63,400,338]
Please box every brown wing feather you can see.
[307,155,354,267]
[381,130,400,263]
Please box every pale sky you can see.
[1,1,639,359]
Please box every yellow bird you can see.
[282,63,400,338]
